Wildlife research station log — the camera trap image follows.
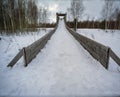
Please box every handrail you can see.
[109,48,120,66]
[7,49,24,67]
[24,27,57,67]
[7,24,58,67]
[65,24,120,69]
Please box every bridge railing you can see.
[23,28,57,67]
[7,24,58,68]
[65,25,120,69]
[109,48,120,66]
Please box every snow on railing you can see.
[66,25,120,69]
[23,28,57,67]
[7,25,58,68]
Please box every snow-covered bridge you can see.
[0,15,120,96]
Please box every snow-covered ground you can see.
[77,29,120,72]
[77,29,120,57]
[0,20,120,96]
[0,28,52,69]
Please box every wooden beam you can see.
[7,49,24,67]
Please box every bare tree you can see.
[8,0,15,32]
[70,0,84,20]
[32,1,38,26]
[116,10,120,29]
[67,8,72,21]
[38,6,48,29]
[0,0,7,32]
[111,0,120,29]
[38,7,42,26]
[69,0,84,30]
[27,0,38,27]
[27,0,33,25]
[0,0,39,33]
[18,0,22,30]
[43,8,48,30]
[92,17,95,28]
[101,0,115,29]
[86,15,90,28]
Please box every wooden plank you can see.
[110,49,120,66]
[7,49,23,67]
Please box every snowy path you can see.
[0,20,120,96]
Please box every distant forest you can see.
[67,20,120,29]
[0,0,120,34]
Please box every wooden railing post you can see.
[23,47,28,67]
[74,18,77,31]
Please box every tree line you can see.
[67,0,120,30]
[1,0,120,34]
[67,20,120,29]
[0,0,49,34]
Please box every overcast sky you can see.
[38,0,105,22]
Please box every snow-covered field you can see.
[77,29,120,57]
[0,20,120,96]
[77,29,120,72]
[0,28,52,69]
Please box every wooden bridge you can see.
[7,13,120,70]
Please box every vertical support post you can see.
[74,18,77,31]
[106,47,110,69]
[56,13,58,24]
[56,13,57,21]
[64,14,66,23]
[23,47,27,67]
[57,15,58,23]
